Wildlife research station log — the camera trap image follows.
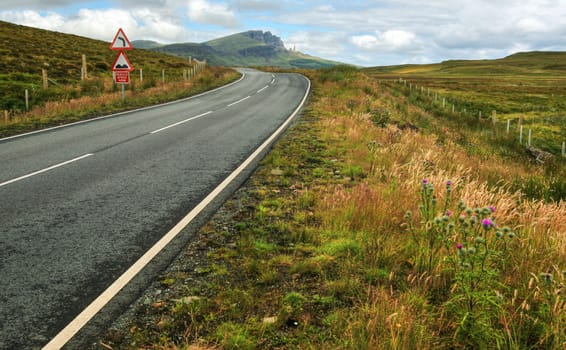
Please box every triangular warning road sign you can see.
[110,28,133,51]
[111,51,134,72]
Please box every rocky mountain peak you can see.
[242,30,286,51]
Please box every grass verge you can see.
[0,66,240,138]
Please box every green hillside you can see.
[142,30,341,69]
[0,20,195,111]
[363,51,566,76]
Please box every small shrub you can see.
[370,107,391,127]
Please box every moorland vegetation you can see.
[99,63,565,349]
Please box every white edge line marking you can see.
[0,154,93,188]
[227,95,251,107]
[0,73,246,143]
[257,85,269,93]
[42,73,311,350]
[150,111,213,134]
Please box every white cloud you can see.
[381,30,416,49]
[0,10,64,30]
[186,0,238,28]
[2,0,566,66]
[286,30,348,59]
[351,30,418,52]
[351,35,379,50]
[63,9,139,41]
[0,0,84,11]
[231,0,280,11]
[132,8,189,42]
[0,8,191,44]
[516,17,547,33]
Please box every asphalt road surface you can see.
[0,69,310,349]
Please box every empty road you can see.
[0,69,310,349]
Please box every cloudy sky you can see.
[1,0,566,66]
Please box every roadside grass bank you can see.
[0,66,240,138]
[99,66,565,349]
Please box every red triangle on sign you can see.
[111,51,134,72]
[110,28,133,51]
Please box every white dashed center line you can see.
[150,111,213,134]
[227,95,251,107]
[0,153,94,188]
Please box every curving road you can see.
[0,69,310,349]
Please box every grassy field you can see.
[362,52,566,157]
[99,65,565,349]
[363,53,566,202]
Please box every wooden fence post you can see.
[25,89,29,111]
[528,129,532,147]
[42,69,48,89]
[81,54,87,80]
[3,110,8,123]
[162,69,165,83]
[506,119,510,134]
[520,125,523,144]
[140,68,143,82]
[562,142,565,158]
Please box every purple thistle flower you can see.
[482,218,493,229]
[446,180,453,187]
[422,178,429,185]
[445,210,452,216]
[489,205,496,213]
[456,243,463,250]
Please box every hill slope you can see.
[138,30,340,69]
[363,51,566,76]
[0,20,196,110]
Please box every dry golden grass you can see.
[340,286,435,350]
[1,66,238,138]
[310,72,566,347]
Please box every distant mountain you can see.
[132,40,164,50]
[133,30,341,69]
